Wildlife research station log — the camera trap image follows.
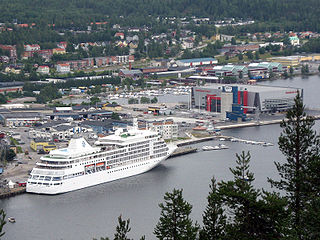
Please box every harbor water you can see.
[1,75,320,240]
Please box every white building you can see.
[176,58,218,67]
[24,44,41,51]
[37,66,50,74]
[29,122,93,141]
[289,36,300,46]
[56,63,71,73]
[146,120,178,139]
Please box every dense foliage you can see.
[269,94,320,239]
[0,0,319,31]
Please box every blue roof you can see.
[178,58,216,63]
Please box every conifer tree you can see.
[154,188,199,240]
[269,93,320,239]
[199,177,226,240]
[0,209,6,238]
[219,151,260,239]
[114,215,131,240]
[219,151,289,239]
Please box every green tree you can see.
[0,209,6,238]
[219,151,289,239]
[269,70,275,79]
[289,66,294,75]
[154,189,199,240]
[128,98,138,104]
[269,93,320,239]
[114,215,131,240]
[318,65,320,73]
[90,96,100,105]
[246,51,253,60]
[231,37,236,45]
[254,51,260,60]
[151,97,158,103]
[111,112,120,120]
[0,94,7,104]
[7,149,16,161]
[237,53,243,61]
[199,177,226,240]
[239,71,243,79]
[140,97,150,104]
[259,47,266,55]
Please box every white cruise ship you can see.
[26,128,177,194]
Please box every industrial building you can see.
[176,58,218,67]
[0,112,43,127]
[191,84,302,120]
[208,65,248,77]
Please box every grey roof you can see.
[72,105,92,111]
[177,58,217,63]
[52,125,74,131]
[0,82,24,87]
[81,120,113,127]
[33,120,69,129]
[120,69,142,75]
[0,112,43,119]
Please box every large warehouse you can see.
[176,58,218,67]
[191,84,302,119]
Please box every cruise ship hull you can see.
[27,151,173,195]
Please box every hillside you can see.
[0,0,319,31]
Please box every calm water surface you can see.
[1,75,320,240]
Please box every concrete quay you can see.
[170,147,197,158]
[0,187,26,199]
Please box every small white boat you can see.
[8,217,15,223]
[263,142,274,147]
[219,144,229,149]
[202,145,221,151]
[219,138,226,141]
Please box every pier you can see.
[176,136,215,147]
[170,147,198,158]
[0,187,26,199]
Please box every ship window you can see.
[45,176,52,181]
[39,176,44,180]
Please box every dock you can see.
[176,136,215,147]
[0,187,26,199]
[170,147,197,158]
[216,114,320,130]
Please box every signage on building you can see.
[224,86,232,92]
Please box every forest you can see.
[0,0,319,31]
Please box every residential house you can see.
[37,66,50,74]
[56,63,71,73]
[102,103,122,111]
[289,36,300,46]
[57,42,68,49]
[53,48,66,54]
[24,44,40,51]
[0,45,17,59]
[115,32,125,40]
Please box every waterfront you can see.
[1,75,320,240]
